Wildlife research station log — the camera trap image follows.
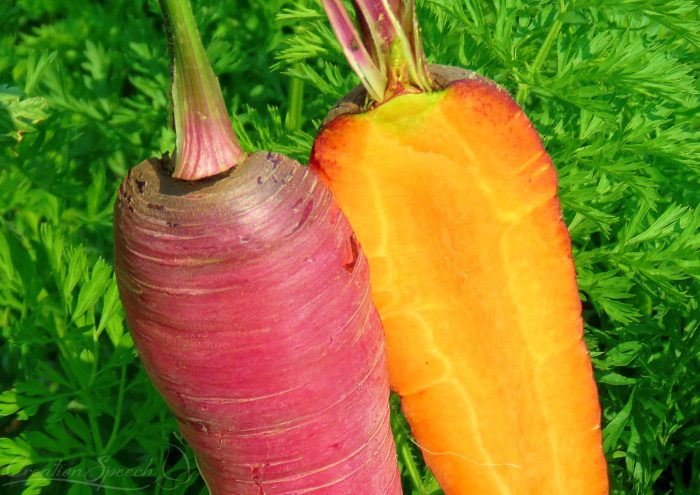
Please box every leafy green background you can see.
[1,0,698,493]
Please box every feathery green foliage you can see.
[1,0,698,493]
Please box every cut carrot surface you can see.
[312,78,608,494]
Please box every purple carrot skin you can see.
[114,0,401,493]
[115,155,399,493]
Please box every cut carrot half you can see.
[311,67,608,494]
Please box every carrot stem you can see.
[323,0,431,103]
[286,74,305,131]
[399,441,426,494]
[321,0,386,101]
[160,0,245,180]
[516,13,563,104]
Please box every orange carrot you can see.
[313,2,608,493]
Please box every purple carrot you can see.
[113,0,401,493]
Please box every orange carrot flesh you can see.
[312,77,608,494]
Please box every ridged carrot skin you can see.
[114,151,401,494]
[311,65,608,494]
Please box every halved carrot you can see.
[314,2,608,493]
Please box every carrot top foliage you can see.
[1,1,698,494]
